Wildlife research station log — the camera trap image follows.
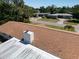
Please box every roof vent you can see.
[21,30,34,44]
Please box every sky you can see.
[24,0,79,8]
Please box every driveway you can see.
[74,25,79,32]
[30,18,66,27]
[57,18,67,24]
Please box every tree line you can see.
[0,0,79,25]
[36,5,79,19]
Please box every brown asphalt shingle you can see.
[0,21,79,59]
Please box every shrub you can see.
[67,19,79,23]
[64,25,75,31]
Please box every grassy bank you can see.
[46,25,75,32]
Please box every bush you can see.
[23,18,30,23]
[64,25,75,31]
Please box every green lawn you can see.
[65,22,78,25]
[38,18,58,22]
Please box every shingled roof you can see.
[0,21,79,59]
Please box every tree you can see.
[0,0,32,25]
[49,5,56,14]
[12,0,24,7]
[45,6,51,13]
[39,6,46,13]
[72,5,79,19]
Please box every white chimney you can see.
[23,31,34,44]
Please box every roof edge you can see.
[2,21,79,36]
[26,23,79,36]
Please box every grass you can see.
[46,25,75,32]
[38,18,58,22]
[65,22,78,25]
[46,25,64,30]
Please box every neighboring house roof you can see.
[0,37,60,59]
[35,13,72,17]
[0,21,79,59]
[34,13,49,15]
[48,13,72,17]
